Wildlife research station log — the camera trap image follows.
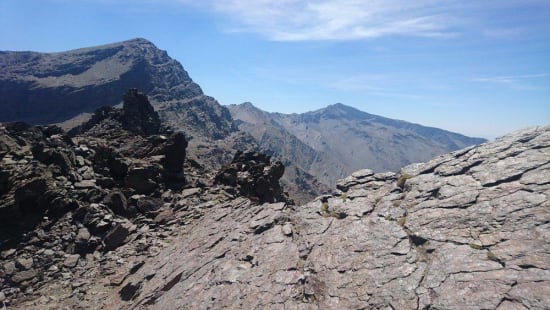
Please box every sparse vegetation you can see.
[469,243,483,250]
[397,217,406,226]
[320,202,329,215]
[487,250,499,262]
[397,173,414,189]
[340,193,347,202]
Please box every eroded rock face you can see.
[102,126,548,310]
[162,132,187,182]
[121,89,161,136]
[215,151,288,203]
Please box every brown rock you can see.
[103,221,134,251]
[11,269,38,284]
[63,254,80,268]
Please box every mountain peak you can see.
[0,38,203,124]
[238,102,258,109]
[310,102,366,120]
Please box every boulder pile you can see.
[0,90,283,308]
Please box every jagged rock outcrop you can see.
[0,90,291,309]
[215,151,288,203]
[120,89,161,136]
[89,126,545,310]
[162,132,188,182]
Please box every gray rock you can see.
[136,197,163,215]
[163,132,188,179]
[14,178,49,212]
[125,166,159,195]
[11,269,37,284]
[74,180,97,189]
[3,261,17,276]
[63,254,80,268]
[15,257,33,270]
[103,221,134,251]
[104,191,133,217]
[108,127,549,310]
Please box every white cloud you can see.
[71,0,547,41]
[190,0,461,41]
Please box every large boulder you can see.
[103,221,135,252]
[104,191,135,218]
[215,151,288,203]
[125,165,160,194]
[163,132,188,182]
[14,178,50,213]
[120,89,161,136]
[93,146,129,179]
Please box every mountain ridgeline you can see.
[228,102,486,187]
[1,38,485,201]
[0,38,234,141]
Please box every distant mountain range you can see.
[228,102,486,187]
[0,38,486,201]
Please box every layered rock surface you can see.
[4,126,542,309]
[114,126,548,309]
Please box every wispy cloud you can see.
[205,0,457,41]
[167,0,547,41]
[68,0,548,41]
[471,73,550,90]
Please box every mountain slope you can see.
[228,102,486,187]
[0,38,234,141]
[0,40,333,202]
[3,111,547,309]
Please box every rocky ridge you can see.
[2,121,546,309]
[0,90,287,309]
[0,38,201,125]
[107,125,547,310]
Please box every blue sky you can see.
[1,0,549,139]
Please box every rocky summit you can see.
[0,92,547,310]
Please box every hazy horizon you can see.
[1,0,549,139]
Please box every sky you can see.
[1,0,549,139]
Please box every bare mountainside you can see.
[0,39,330,202]
[228,102,487,187]
[0,38,234,141]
